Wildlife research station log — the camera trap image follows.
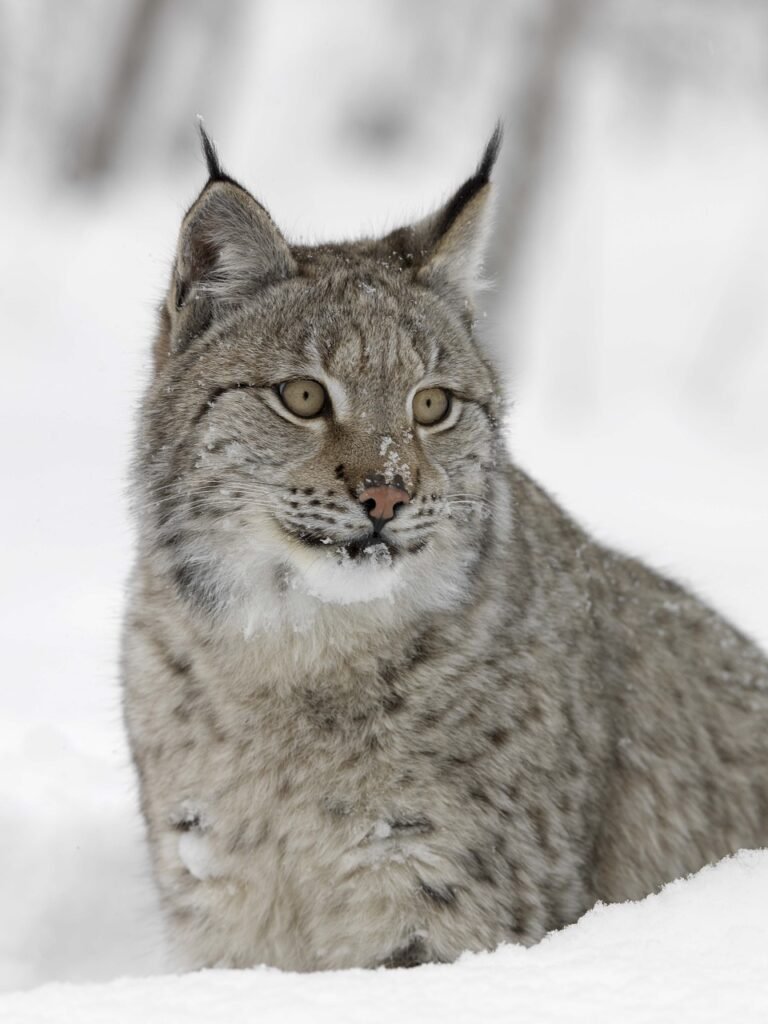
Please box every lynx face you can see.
[135,129,503,616]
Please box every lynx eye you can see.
[278,379,327,418]
[413,387,451,426]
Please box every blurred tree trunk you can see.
[487,0,595,347]
[70,0,247,182]
[72,0,170,181]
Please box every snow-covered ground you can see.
[2,20,768,1020]
[1,852,767,1023]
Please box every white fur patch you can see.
[293,542,402,606]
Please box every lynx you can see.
[122,126,768,971]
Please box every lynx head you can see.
[136,126,505,625]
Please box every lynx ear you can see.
[167,126,296,353]
[416,126,501,313]
[382,126,501,319]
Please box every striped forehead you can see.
[320,317,427,378]
[304,293,432,408]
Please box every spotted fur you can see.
[122,130,768,972]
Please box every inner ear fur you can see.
[379,126,502,320]
[165,178,296,357]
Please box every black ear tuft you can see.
[168,138,296,353]
[197,118,224,180]
[435,122,503,239]
[196,118,246,190]
[478,122,503,182]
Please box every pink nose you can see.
[359,485,411,529]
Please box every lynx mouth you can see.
[279,522,427,560]
[331,534,429,560]
[343,534,393,559]
[306,530,397,561]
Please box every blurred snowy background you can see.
[1,0,768,1015]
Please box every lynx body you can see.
[122,130,768,970]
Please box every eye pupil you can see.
[279,379,327,419]
[413,387,450,426]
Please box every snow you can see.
[0,725,167,993]
[371,820,393,840]
[178,832,218,883]
[380,439,414,490]
[3,5,768,1020]
[1,852,767,1023]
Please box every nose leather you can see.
[359,485,411,531]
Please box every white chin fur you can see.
[289,541,402,606]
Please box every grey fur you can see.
[122,133,768,972]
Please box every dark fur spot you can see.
[487,727,509,747]
[526,698,544,724]
[390,814,433,836]
[511,898,536,939]
[302,689,337,732]
[382,691,406,714]
[323,799,352,818]
[335,464,346,480]
[418,709,441,728]
[380,936,429,969]
[528,804,551,851]
[465,848,496,886]
[273,563,291,593]
[420,882,456,906]
[170,904,196,926]
[171,701,192,723]
[447,752,476,768]
[469,786,492,807]
[143,627,195,694]
[504,854,521,884]
[151,499,175,529]
[163,646,192,679]
[171,812,201,832]
[503,782,520,803]
[173,561,218,612]
[203,709,228,744]
[557,791,572,814]
[158,531,183,550]
[405,540,429,554]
